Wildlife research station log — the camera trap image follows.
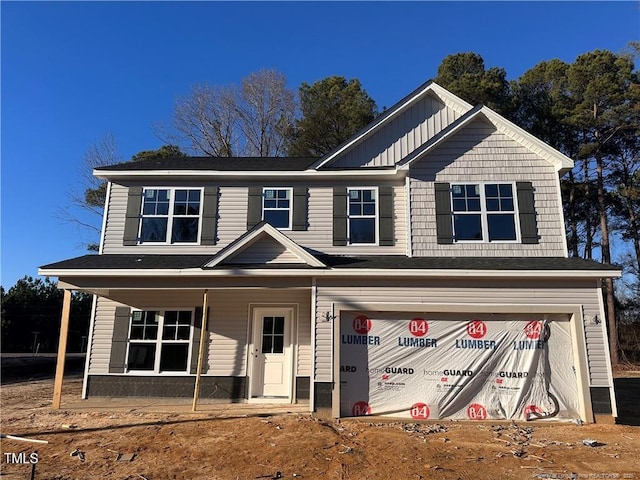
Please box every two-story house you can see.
[40,81,620,422]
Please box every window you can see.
[140,188,202,243]
[262,188,292,229]
[347,187,377,244]
[451,183,517,242]
[261,316,285,354]
[127,310,192,373]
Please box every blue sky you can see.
[1,1,639,289]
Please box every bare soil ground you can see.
[1,377,639,480]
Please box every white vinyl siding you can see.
[314,278,608,387]
[330,93,463,168]
[102,183,407,256]
[87,297,122,374]
[88,289,311,378]
[208,289,311,377]
[409,119,566,256]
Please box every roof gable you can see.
[311,81,473,170]
[397,105,574,173]
[203,222,326,268]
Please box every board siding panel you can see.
[313,278,608,387]
[103,183,406,256]
[409,120,566,257]
[229,237,303,264]
[206,289,312,377]
[330,94,462,168]
[103,185,249,254]
[286,184,406,255]
[89,289,311,378]
[102,183,128,253]
[88,297,121,374]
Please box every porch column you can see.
[192,289,209,411]
[52,289,72,409]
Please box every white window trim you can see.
[125,308,195,375]
[450,182,521,243]
[261,187,293,230]
[138,187,204,245]
[346,186,379,246]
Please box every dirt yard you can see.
[1,376,639,480]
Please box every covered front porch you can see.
[49,276,314,412]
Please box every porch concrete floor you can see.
[58,397,311,416]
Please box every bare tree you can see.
[57,132,123,251]
[172,84,238,156]
[237,69,296,157]
[170,69,297,157]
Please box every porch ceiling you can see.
[56,277,314,303]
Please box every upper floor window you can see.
[451,183,517,242]
[140,188,202,243]
[347,187,377,244]
[262,188,292,229]
[127,310,192,373]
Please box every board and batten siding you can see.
[314,278,609,387]
[88,289,311,378]
[330,93,463,168]
[409,119,566,257]
[102,183,407,256]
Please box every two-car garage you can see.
[337,311,587,421]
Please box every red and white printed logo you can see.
[495,377,503,384]
[353,315,372,334]
[524,404,543,418]
[381,374,389,380]
[524,321,543,339]
[352,401,371,416]
[467,320,487,339]
[467,403,488,420]
[441,377,448,382]
[408,318,429,337]
[410,403,430,420]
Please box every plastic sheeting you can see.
[339,312,580,421]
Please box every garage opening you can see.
[339,312,581,421]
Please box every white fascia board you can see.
[93,168,402,180]
[479,107,574,172]
[39,267,621,279]
[311,82,473,170]
[204,223,326,268]
[428,82,474,114]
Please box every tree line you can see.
[1,277,92,353]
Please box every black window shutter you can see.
[123,187,143,246]
[333,187,348,246]
[292,187,308,231]
[516,181,539,244]
[435,182,453,244]
[378,186,394,246]
[191,307,209,374]
[200,187,219,245]
[109,306,131,373]
[247,187,263,230]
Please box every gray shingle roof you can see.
[40,254,619,273]
[40,254,213,270]
[96,157,317,172]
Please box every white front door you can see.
[251,308,293,400]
